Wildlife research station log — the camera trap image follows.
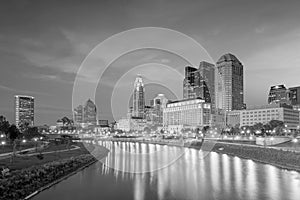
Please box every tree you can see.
[8,124,19,142]
[61,116,70,127]
[268,120,284,135]
[144,126,151,134]
[8,124,20,162]
[0,116,10,137]
[253,123,264,132]
[18,121,29,133]
[23,126,41,139]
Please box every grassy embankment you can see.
[0,142,108,200]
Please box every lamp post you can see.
[1,141,6,150]
[292,138,298,152]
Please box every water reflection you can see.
[33,141,300,200]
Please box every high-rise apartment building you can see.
[268,84,291,105]
[15,95,34,128]
[132,75,145,118]
[216,53,244,111]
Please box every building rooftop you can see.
[167,97,205,105]
[216,53,240,64]
[15,95,34,99]
[245,103,293,110]
[270,84,286,90]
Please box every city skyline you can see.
[1,0,300,125]
[1,2,300,200]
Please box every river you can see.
[32,141,300,200]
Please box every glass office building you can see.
[15,95,34,128]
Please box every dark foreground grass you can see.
[0,142,95,170]
[0,142,107,200]
[0,154,98,200]
[0,142,36,154]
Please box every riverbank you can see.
[0,142,107,200]
[0,154,99,200]
[212,142,300,172]
[101,137,300,172]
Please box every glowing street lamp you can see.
[292,138,298,151]
[292,138,298,143]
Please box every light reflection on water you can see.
[33,141,300,200]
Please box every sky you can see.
[1,0,300,125]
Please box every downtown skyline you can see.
[1,0,300,125]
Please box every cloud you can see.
[255,27,265,34]
[0,84,52,96]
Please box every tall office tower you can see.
[289,86,300,105]
[268,85,291,105]
[197,61,215,111]
[83,99,97,125]
[15,95,34,128]
[183,66,198,99]
[132,75,145,118]
[216,53,244,111]
[150,94,169,125]
[289,86,300,111]
[73,105,84,124]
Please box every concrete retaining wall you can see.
[256,137,291,146]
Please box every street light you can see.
[292,138,298,143]
[292,138,298,151]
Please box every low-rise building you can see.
[116,118,131,132]
[116,117,146,132]
[163,98,211,132]
[226,110,240,127]
[228,104,299,130]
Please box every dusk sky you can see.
[1,0,300,125]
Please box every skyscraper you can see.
[183,66,198,99]
[132,75,145,118]
[83,99,97,125]
[197,61,215,111]
[73,105,84,124]
[15,95,34,128]
[183,63,215,108]
[150,94,169,126]
[268,84,291,105]
[288,86,300,106]
[216,53,244,111]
